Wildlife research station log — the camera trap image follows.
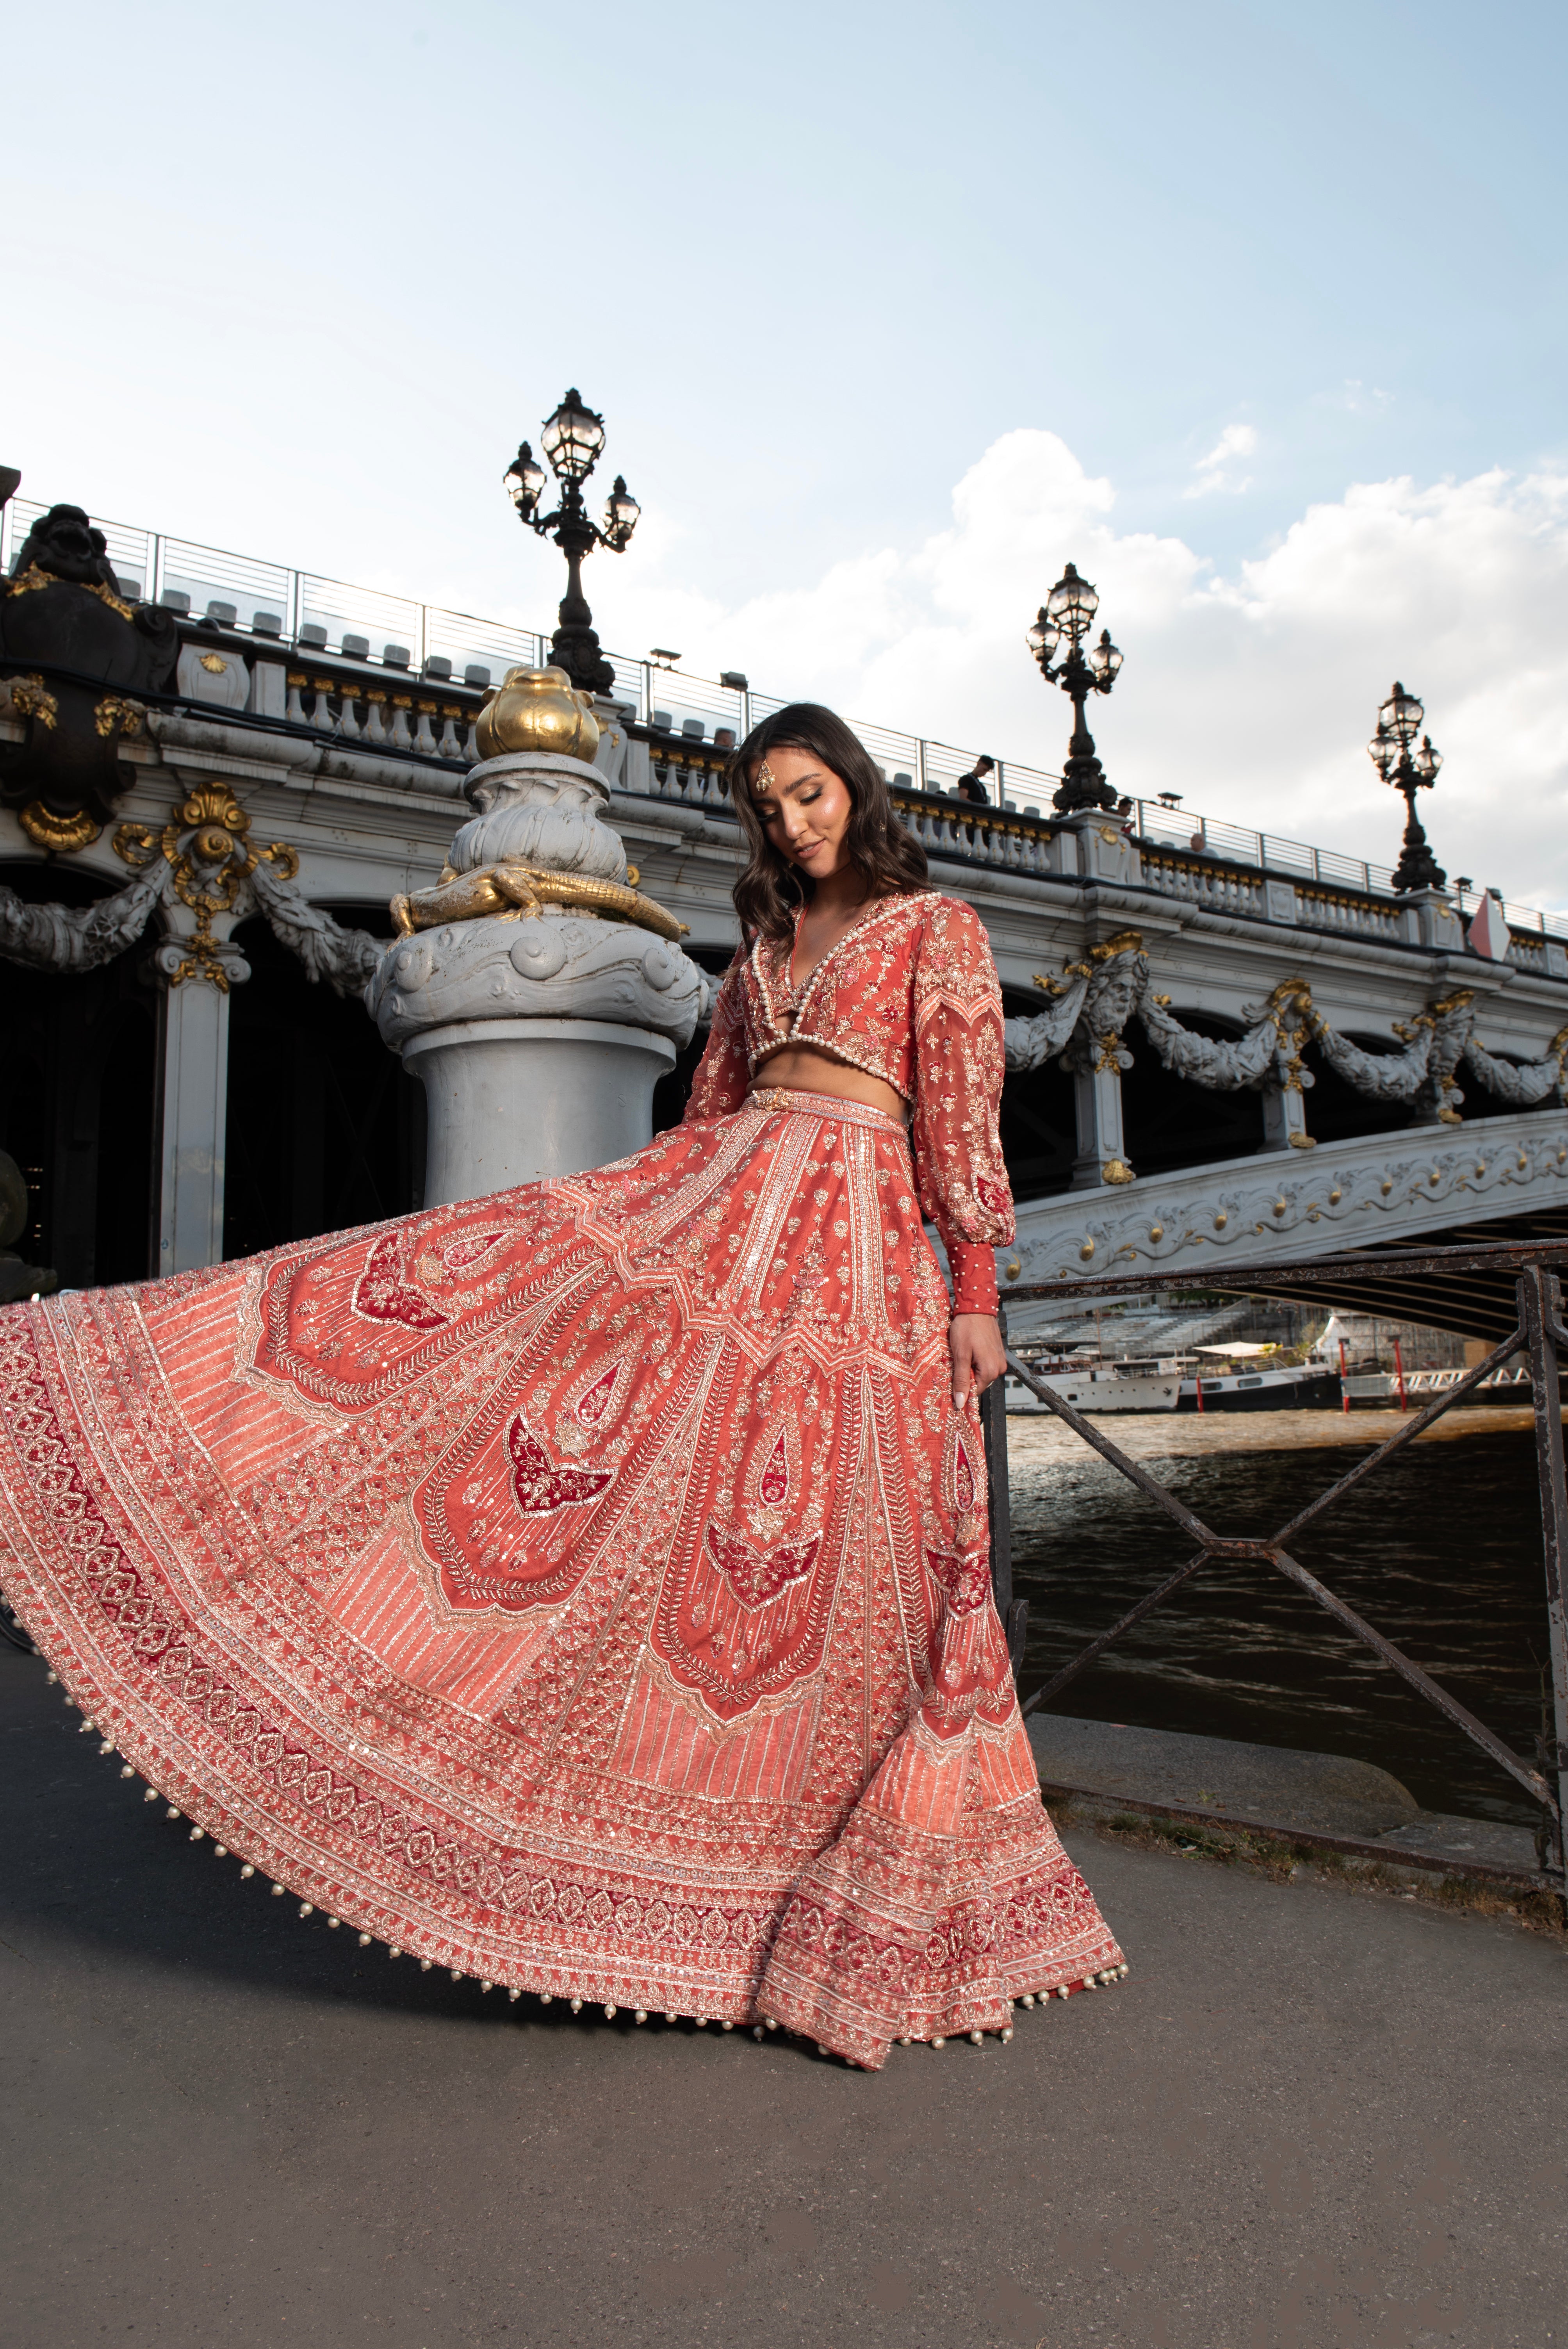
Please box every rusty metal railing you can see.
[985,1239,1568,1886]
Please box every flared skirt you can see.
[0,1086,1121,2067]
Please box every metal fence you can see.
[984,1239,1568,1892]
[4,494,1563,944]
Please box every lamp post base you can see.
[1051,734,1118,815]
[548,621,616,697]
[1391,792,1446,893]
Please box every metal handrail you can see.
[989,1239,1568,1885]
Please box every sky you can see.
[7,0,1567,905]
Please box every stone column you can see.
[370,677,705,1206]
[152,939,248,1272]
[1070,1064,1133,1189]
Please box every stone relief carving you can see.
[1463,1027,1568,1109]
[371,749,706,1052]
[114,782,305,993]
[247,857,387,1001]
[0,863,170,973]
[1012,1120,1568,1283]
[1004,931,1565,1130]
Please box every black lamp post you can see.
[1368,681,1445,892]
[1026,562,1123,814]
[502,389,640,695]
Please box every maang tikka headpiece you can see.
[755,756,777,793]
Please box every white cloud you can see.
[610,430,1568,913]
[1184,422,1258,497]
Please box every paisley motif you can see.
[351,1233,450,1333]
[758,1430,790,1506]
[953,1434,976,1515]
[705,1520,819,1609]
[438,1230,507,1277]
[574,1365,622,1428]
[508,1414,613,1515]
[926,1544,991,1615]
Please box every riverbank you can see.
[1006,1399,1540,1458]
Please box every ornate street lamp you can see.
[502,389,640,695]
[1368,680,1445,892]
[1026,563,1123,813]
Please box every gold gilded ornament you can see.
[19,802,100,853]
[93,692,144,739]
[114,782,298,990]
[390,860,688,944]
[9,673,58,729]
[473,666,601,763]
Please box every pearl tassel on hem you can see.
[39,1661,1129,2057]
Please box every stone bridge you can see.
[1,569,1563,1327]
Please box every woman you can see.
[0,703,1121,2069]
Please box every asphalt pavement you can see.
[4,1642,1565,2349]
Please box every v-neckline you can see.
[786,893,891,1000]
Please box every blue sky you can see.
[7,0,1568,898]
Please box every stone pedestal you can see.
[1260,1084,1313,1152]
[406,1018,674,1202]
[1405,888,1465,953]
[369,746,706,1206]
[1053,810,1142,888]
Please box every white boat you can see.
[1006,1355,1182,1414]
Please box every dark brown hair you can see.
[726,702,930,942]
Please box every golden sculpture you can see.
[20,803,100,853]
[390,863,688,944]
[473,666,601,763]
[114,782,299,992]
[9,674,58,730]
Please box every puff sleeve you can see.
[680,953,752,1124]
[908,898,1015,1317]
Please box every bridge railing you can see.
[7,493,1561,955]
[984,1239,1568,1896]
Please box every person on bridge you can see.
[0,701,1123,2071]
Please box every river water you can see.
[1009,1429,1547,1826]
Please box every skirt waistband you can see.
[744,1086,911,1137]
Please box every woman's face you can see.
[749,746,855,880]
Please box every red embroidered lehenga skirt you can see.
[0,1087,1120,2068]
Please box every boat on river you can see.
[1007,1352,1344,1415]
[1177,1364,1342,1412]
[1005,1356,1183,1414]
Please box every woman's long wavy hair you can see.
[726,702,930,943]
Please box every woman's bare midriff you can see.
[750,1044,907,1120]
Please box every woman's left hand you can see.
[950,1313,1008,1408]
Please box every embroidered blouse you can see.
[682,891,1014,1315]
